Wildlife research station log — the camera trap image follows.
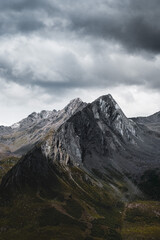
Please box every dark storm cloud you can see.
[0,56,88,92]
[0,0,160,54]
[68,0,160,54]
[0,0,60,35]
[0,0,157,52]
[0,0,160,95]
[1,49,160,96]
[0,0,56,12]
[18,18,45,33]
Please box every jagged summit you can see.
[68,97,83,104]
[48,94,140,173]
[0,97,87,159]
[6,98,85,131]
[0,95,160,240]
[10,110,54,130]
[1,94,160,200]
[96,93,116,102]
[93,94,123,116]
[1,98,84,130]
[91,94,137,140]
[66,97,85,108]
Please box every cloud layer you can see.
[0,0,160,124]
[1,0,160,53]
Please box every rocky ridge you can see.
[0,94,160,240]
[1,94,160,200]
[0,98,86,159]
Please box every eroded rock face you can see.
[44,95,139,172]
[91,95,138,141]
[0,94,160,200]
[0,98,87,159]
[42,94,160,177]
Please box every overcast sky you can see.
[0,0,160,125]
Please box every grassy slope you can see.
[0,156,19,183]
[0,159,160,240]
[0,166,123,240]
[122,201,160,240]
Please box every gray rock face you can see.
[0,98,87,159]
[48,95,160,177]
[0,94,160,199]
[132,111,160,133]
[132,111,160,124]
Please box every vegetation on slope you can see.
[0,160,160,240]
[0,165,123,240]
[122,201,160,240]
[0,156,19,183]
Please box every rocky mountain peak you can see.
[28,112,39,119]
[66,98,83,109]
[92,94,122,118]
[69,97,83,104]
[91,94,137,140]
[64,97,86,115]
[39,110,53,119]
[1,94,160,202]
[0,97,87,159]
[0,94,160,240]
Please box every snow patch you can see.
[115,103,120,110]
[92,106,100,119]
[11,123,20,129]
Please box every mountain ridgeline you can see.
[1,94,160,198]
[0,94,160,240]
[0,98,86,160]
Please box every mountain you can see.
[0,98,86,160]
[2,94,160,195]
[132,111,160,133]
[0,94,160,240]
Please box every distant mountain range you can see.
[0,98,86,159]
[0,94,160,240]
